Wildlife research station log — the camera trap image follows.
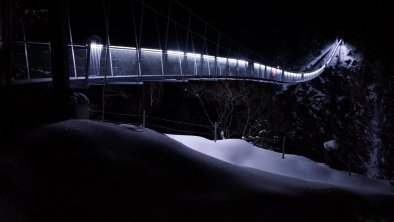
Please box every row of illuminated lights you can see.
[254,63,322,79]
[90,43,249,66]
[145,48,249,66]
[90,43,326,79]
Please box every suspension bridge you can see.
[2,0,343,86]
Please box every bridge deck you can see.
[8,40,342,85]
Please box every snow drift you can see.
[1,120,393,221]
[167,135,393,194]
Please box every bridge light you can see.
[186,52,201,58]
[110,45,136,50]
[167,50,185,55]
[203,55,215,59]
[141,48,162,53]
[238,60,247,65]
[216,57,227,62]
[228,58,237,64]
[90,42,103,50]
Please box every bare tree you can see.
[185,82,214,127]
[209,81,242,138]
[186,81,272,139]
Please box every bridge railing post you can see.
[199,55,203,78]
[236,60,239,77]
[179,53,183,77]
[136,48,142,78]
[264,65,267,79]
[214,57,219,78]
[214,122,218,142]
[21,20,30,82]
[161,51,166,77]
[282,136,286,159]
[183,54,187,79]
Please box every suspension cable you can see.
[101,0,114,121]
[203,21,208,55]
[130,0,142,77]
[66,1,77,78]
[154,11,162,49]
[174,21,181,51]
[171,0,261,60]
[216,31,221,57]
[164,0,172,51]
[138,0,145,48]
[134,2,237,57]
[190,31,195,53]
[133,0,265,62]
[185,10,192,52]
[130,0,140,49]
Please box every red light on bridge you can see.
[271,70,276,77]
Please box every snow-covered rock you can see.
[324,140,339,151]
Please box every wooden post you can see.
[282,136,286,159]
[214,122,218,142]
[49,0,70,119]
[142,109,146,128]
[348,151,352,176]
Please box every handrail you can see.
[6,39,342,84]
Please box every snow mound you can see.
[167,134,393,193]
[2,120,393,221]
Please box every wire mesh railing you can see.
[4,41,52,83]
[4,39,342,84]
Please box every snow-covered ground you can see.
[167,135,393,194]
[3,120,393,221]
[300,41,362,72]
[330,42,363,68]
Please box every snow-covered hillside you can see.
[2,120,393,221]
[167,135,393,194]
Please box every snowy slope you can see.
[330,42,363,68]
[167,135,393,194]
[3,120,393,221]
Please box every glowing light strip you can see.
[141,48,162,53]
[238,60,248,65]
[186,52,201,58]
[80,39,342,83]
[217,57,227,62]
[110,46,137,50]
[228,58,237,64]
[90,42,103,49]
[203,55,215,59]
[167,50,185,55]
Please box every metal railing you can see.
[4,39,342,84]
[2,41,52,84]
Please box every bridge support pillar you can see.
[49,0,74,122]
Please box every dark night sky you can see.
[176,0,393,51]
